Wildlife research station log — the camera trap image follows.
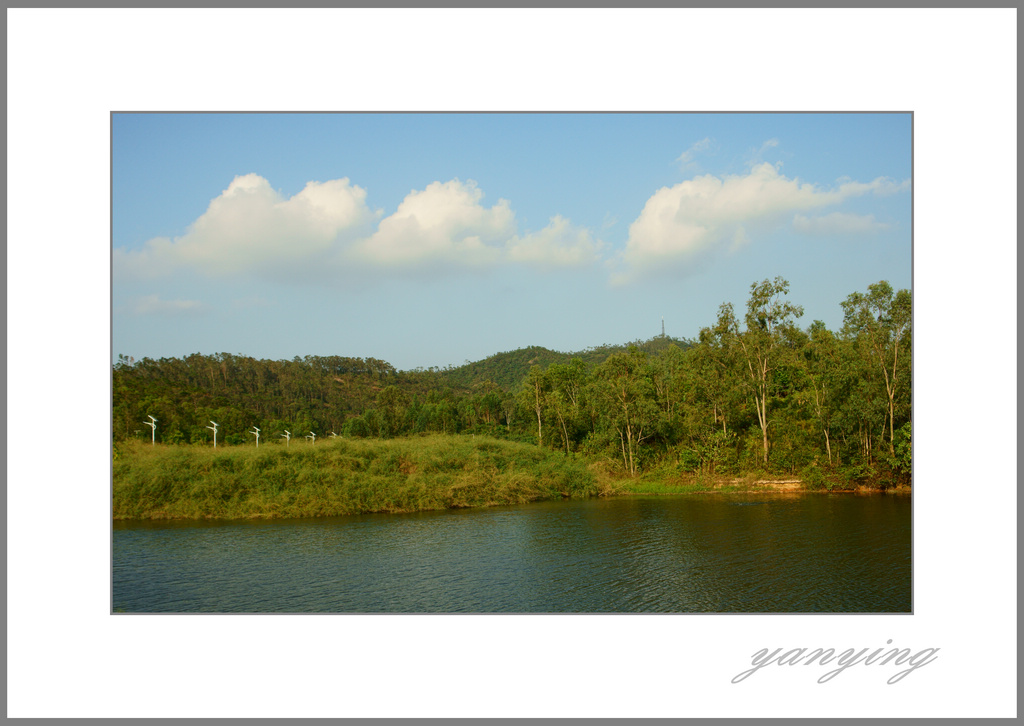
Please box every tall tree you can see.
[734,277,804,467]
[593,347,658,476]
[545,358,589,453]
[693,306,745,438]
[375,385,410,438]
[802,320,842,465]
[840,281,912,458]
[519,366,550,447]
[648,343,686,422]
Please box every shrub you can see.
[894,422,912,474]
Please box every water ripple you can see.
[114,493,911,613]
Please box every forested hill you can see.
[113,278,911,486]
[112,353,434,446]
[439,336,693,389]
[112,335,693,445]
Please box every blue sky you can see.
[113,113,911,371]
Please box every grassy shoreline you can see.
[113,435,907,521]
[113,435,606,520]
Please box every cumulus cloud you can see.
[350,180,606,272]
[613,162,909,283]
[114,166,906,289]
[351,179,515,268]
[793,212,890,236]
[115,174,607,283]
[114,174,379,280]
[505,215,605,269]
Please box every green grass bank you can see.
[113,435,603,520]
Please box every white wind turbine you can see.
[143,415,157,446]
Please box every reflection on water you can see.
[113,492,911,613]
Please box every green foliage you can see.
[841,282,912,458]
[112,279,910,495]
[894,421,912,474]
[681,429,734,476]
[438,337,692,390]
[799,461,846,491]
[591,346,659,476]
[113,435,598,519]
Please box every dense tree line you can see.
[438,337,692,389]
[113,279,911,485]
[113,353,433,446]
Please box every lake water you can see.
[112,492,911,613]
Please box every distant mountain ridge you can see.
[438,335,693,389]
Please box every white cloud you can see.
[836,176,911,197]
[128,294,205,316]
[676,137,715,169]
[114,168,907,288]
[747,137,781,165]
[505,215,605,269]
[116,175,606,280]
[613,162,909,283]
[114,174,378,280]
[793,212,890,236]
[352,180,605,272]
[351,179,515,268]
